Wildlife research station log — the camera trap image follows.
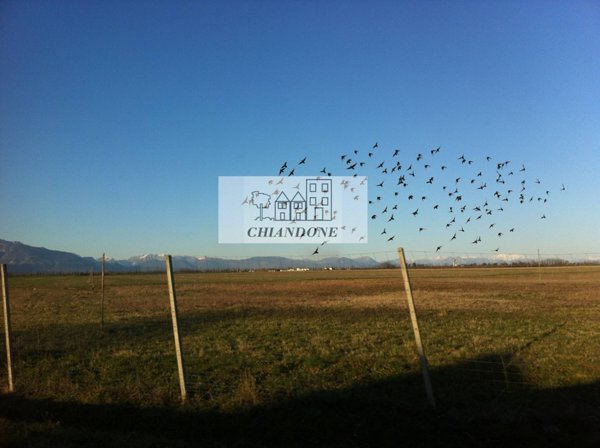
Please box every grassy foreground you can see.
[0,266,599,447]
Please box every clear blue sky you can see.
[1,0,599,260]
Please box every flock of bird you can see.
[275,143,564,256]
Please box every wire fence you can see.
[1,256,599,408]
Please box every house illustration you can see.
[306,178,332,221]
[274,192,291,220]
[291,192,307,220]
[271,178,332,222]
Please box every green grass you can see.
[0,266,599,446]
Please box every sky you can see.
[1,0,599,261]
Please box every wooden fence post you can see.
[397,248,436,409]
[1,264,14,392]
[101,253,105,331]
[165,255,188,403]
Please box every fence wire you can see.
[0,258,598,407]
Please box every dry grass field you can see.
[0,266,599,447]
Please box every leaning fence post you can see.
[397,248,436,409]
[1,264,14,392]
[101,253,105,331]
[165,255,188,403]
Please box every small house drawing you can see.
[291,192,307,220]
[274,192,291,221]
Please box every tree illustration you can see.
[251,191,271,220]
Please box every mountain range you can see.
[0,239,380,274]
[1,239,594,274]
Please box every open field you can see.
[1,266,599,447]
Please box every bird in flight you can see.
[279,162,287,175]
[312,247,319,255]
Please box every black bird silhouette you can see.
[279,162,287,175]
[412,208,419,216]
[436,246,442,252]
[288,169,295,176]
[376,181,384,187]
[393,149,400,157]
[299,157,307,165]
[387,235,395,241]
[312,247,319,255]
[372,142,378,149]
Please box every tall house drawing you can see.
[306,178,332,221]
